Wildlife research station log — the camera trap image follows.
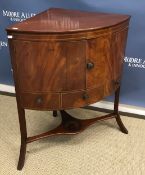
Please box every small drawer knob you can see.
[87,62,94,70]
[36,96,43,104]
[82,93,89,100]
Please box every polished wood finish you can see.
[62,86,104,109]
[6,8,129,33]
[6,8,130,170]
[27,111,115,143]
[65,41,86,91]
[20,92,60,110]
[114,86,128,134]
[14,40,66,92]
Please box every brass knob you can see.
[82,93,89,100]
[36,96,43,104]
[87,62,94,70]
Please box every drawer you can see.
[20,93,60,110]
[61,86,105,109]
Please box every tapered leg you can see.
[53,110,57,117]
[115,114,128,134]
[17,106,27,170]
[114,86,128,134]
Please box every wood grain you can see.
[62,86,104,109]
[14,40,66,92]
[65,40,86,91]
[6,8,130,170]
[9,28,129,109]
[20,92,60,110]
[6,8,130,34]
[86,35,111,89]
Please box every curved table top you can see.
[6,8,130,34]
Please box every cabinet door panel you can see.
[65,40,86,91]
[111,29,128,82]
[100,29,128,92]
[86,29,128,94]
[86,36,111,89]
[14,41,66,92]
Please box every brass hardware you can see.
[87,62,94,70]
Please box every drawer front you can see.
[20,93,60,110]
[62,86,104,109]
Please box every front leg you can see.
[114,86,128,134]
[53,110,58,117]
[17,106,27,170]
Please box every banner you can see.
[0,0,145,108]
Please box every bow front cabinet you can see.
[6,8,130,170]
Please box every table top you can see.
[6,8,130,34]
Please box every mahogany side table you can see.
[6,8,130,170]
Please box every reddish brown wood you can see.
[86,35,111,89]
[110,29,128,83]
[114,86,128,134]
[27,111,115,143]
[17,106,27,170]
[20,92,60,110]
[14,41,67,92]
[62,86,104,109]
[7,40,27,170]
[65,41,86,91]
[6,8,130,34]
[6,8,130,170]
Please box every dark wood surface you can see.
[6,8,130,33]
[7,27,129,110]
[14,40,67,92]
[6,8,130,170]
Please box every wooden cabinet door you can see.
[64,40,86,91]
[13,40,86,93]
[86,29,128,94]
[86,36,111,89]
[110,29,128,83]
[14,41,67,92]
